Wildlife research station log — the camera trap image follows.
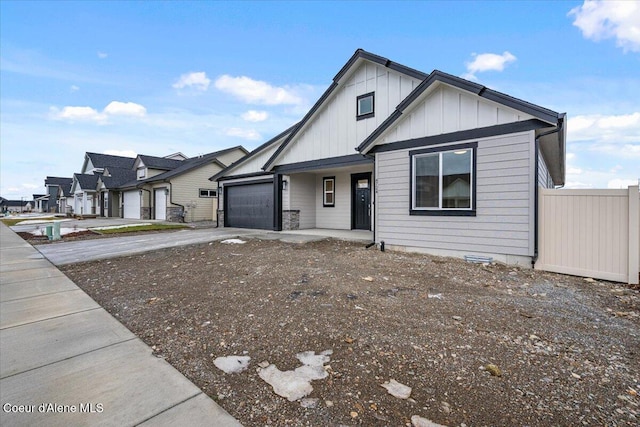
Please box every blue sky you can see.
[1,0,638,199]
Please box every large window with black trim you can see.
[410,142,477,216]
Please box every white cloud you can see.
[97,51,108,59]
[50,101,147,123]
[215,75,303,105]
[173,72,211,91]
[569,1,640,53]
[567,112,640,145]
[225,127,262,141]
[70,85,79,92]
[241,110,269,122]
[103,101,146,117]
[103,149,137,158]
[463,51,516,80]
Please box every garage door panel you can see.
[226,182,273,229]
[123,191,140,219]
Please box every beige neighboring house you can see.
[119,146,247,222]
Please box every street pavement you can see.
[0,222,243,426]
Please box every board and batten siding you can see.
[376,131,536,265]
[275,62,422,167]
[377,84,535,146]
[228,140,282,176]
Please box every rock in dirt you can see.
[380,379,412,399]
[485,363,502,377]
[213,355,251,374]
[411,415,448,427]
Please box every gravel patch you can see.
[60,237,640,426]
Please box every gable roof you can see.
[86,152,136,170]
[262,49,428,171]
[137,155,184,171]
[209,123,298,182]
[100,167,137,189]
[118,146,247,189]
[73,173,100,191]
[356,70,564,154]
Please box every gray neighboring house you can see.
[213,49,566,267]
[96,167,137,217]
[44,176,73,213]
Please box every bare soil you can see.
[60,238,639,427]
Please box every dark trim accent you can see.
[209,123,299,181]
[322,176,336,207]
[222,178,274,188]
[264,49,427,171]
[273,154,373,174]
[371,119,548,154]
[216,171,273,182]
[409,142,477,217]
[357,68,562,153]
[263,83,338,171]
[351,172,372,230]
[356,92,375,120]
[274,174,283,231]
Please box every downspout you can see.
[165,181,185,222]
[216,182,222,228]
[532,117,565,267]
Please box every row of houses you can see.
[37,147,248,222]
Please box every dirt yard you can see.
[60,237,639,427]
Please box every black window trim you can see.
[356,92,375,120]
[323,176,335,207]
[199,188,218,198]
[409,142,477,216]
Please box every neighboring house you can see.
[32,194,48,213]
[70,173,100,216]
[214,49,566,267]
[119,146,247,221]
[96,167,136,217]
[0,199,33,213]
[44,176,73,213]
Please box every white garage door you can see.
[123,191,140,219]
[155,188,166,220]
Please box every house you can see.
[118,146,247,221]
[96,167,136,217]
[32,194,48,213]
[70,173,100,216]
[44,176,73,214]
[0,199,33,213]
[213,49,565,267]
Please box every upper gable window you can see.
[357,92,374,120]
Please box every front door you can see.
[352,173,371,230]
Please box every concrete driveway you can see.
[36,227,261,266]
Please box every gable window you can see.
[199,189,217,198]
[323,177,335,207]
[356,92,374,120]
[137,168,146,179]
[410,142,477,216]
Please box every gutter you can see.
[532,117,565,267]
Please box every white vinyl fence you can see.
[536,185,639,284]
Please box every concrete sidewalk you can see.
[0,223,242,427]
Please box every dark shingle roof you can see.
[101,167,137,188]
[138,155,184,170]
[45,176,73,186]
[74,173,100,190]
[87,152,136,169]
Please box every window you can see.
[199,189,217,198]
[410,143,476,216]
[137,168,146,179]
[356,92,374,120]
[323,177,335,207]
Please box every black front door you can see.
[352,173,371,230]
